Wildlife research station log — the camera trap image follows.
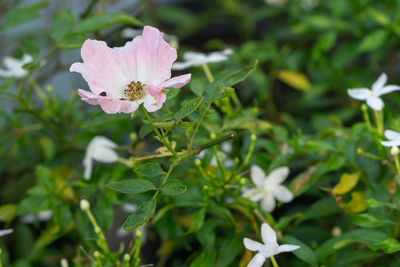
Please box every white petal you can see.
[385,130,400,140]
[366,96,384,111]
[372,73,387,93]
[261,223,277,244]
[242,188,265,202]
[243,238,264,252]
[0,229,13,237]
[272,185,293,203]
[83,156,93,180]
[261,192,276,213]
[347,88,371,100]
[172,61,194,71]
[377,85,400,96]
[278,244,300,253]
[265,167,289,186]
[247,252,266,267]
[206,52,229,63]
[251,165,266,187]
[381,139,400,147]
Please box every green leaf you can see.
[74,12,143,33]
[39,137,55,161]
[358,29,388,53]
[348,213,395,228]
[197,218,222,253]
[303,197,339,220]
[369,239,400,254]
[58,33,88,49]
[215,235,242,267]
[190,250,216,267]
[161,179,187,195]
[55,204,71,233]
[282,235,318,266]
[20,39,40,59]
[51,10,74,41]
[174,96,204,120]
[106,179,156,194]
[0,204,17,222]
[135,163,165,177]
[2,1,48,30]
[186,208,206,234]
[203,60,257,103]
[123,198,156,231]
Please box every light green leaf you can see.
[106,179,156,194]
[74,12,142,33]
[0,204,17,222]
[186,208,206,235]
[2,1,48,30]
[161,179,186,195]
[349,213,395,228]
[123,198,156,231]
[20,39,40,59]
[358,29,388,52]
[58,33,88,49]
[135,163,165,177]
[174,96,204,120]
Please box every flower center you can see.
[124,81,146,101]
[263,242,279,257]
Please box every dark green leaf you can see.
[135,163,165,177]
[215,235,242,267]
[123,198,156,231]
[20,39,40,59]
[58,33,88,49]
[51,10,74,41]
[106,179,156,194]
[186,208,206,234]
[74,12,142,33]
[283,235,318,266]
[174,96,204,120]
[349,213,395,228]
[161,179,186,195]
[190,250,216,267]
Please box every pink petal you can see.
[162,74,191,88]
[135,26,177,85]
[70,40,129,97]
[143,87,166,112]
[77,89,139,114]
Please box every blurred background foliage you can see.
[2,0,400,266]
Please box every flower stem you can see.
[202,64,214,83]
[237,134,256,174]
[270,256,279,267]
[373,110,383,135]
[394,154,400,184]
[83,207,110,255]
[141,105,178,158]
[361,104,373,132]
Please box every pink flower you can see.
[70,26,191,114]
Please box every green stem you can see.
[373,110,383,135]
[361,104,373,132]
[271,256,279,267]
[189,101,212,150]
[394,154,400,184]
[141,105,178,158]
[237,134,256,174]
[84,209,110,255]
[202,64,214,83]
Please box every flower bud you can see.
[123,254,131,262]
[356,147,363,154]
[80,199,90,211]
[136,230,142,238]
[210,133,216,140]
[391,146,399,156]
[361,104,367,112]
[195,159,201,166]
[60,258,69,267]
[250,134,257,142]
[130,132,138,142]
[331,226,342,237]
[240,178,246,185]
[94,251,101,258]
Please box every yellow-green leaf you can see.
[277,70,311,92]
[344,191,367,213]
[333,173,360,195]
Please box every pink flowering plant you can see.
[4,1,400,267]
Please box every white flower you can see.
[243,223,299,267]
[0,229,13,237]
[172,49,233,70]
[381,129,400,147]
[83,136,119,180]
[21,210,53,224]
[242,166,293,212]
[0,54,33,78]
[347,73,400,111]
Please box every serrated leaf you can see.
[74,12,142,33]
[161,179,186,195]
[332,173,360,195]
[106,179,156,194]
[277,70,311,92]
[135,163,164,177]
[2,1,48,30]
[51,10,74,41]
[123,198,156,231]
[175,96,203,120]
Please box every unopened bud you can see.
[356,147,363,154]
[130,132,138,142]
[80,199,90,211]
[234,157,239,165]
[240,178,246,185]
[123,254,131,261]
[136,230,142,238]
[60,258,69,267]
[391,146,399,156]
[203,185,209,190]
[210,133,216,140]
[195,159,201,166]
[94,251,101,258]
[361,104,367,112]
[331,226,342,237]
[94,227,101,234]
[250,134,257,142]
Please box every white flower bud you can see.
[391,146,399,156]
[60,258,69,267]
[80,199,90,211]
